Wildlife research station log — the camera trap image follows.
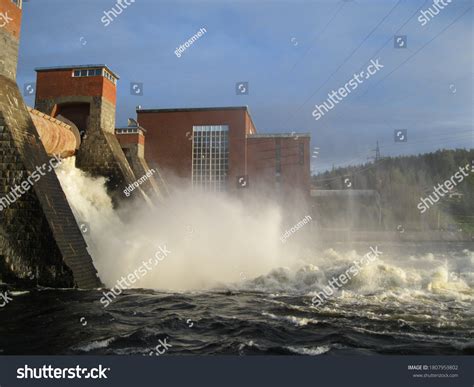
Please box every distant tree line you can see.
[311,149,474,231]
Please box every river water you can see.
[0,243,472,356]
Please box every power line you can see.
[280,0,403,130]
[287,2,347,74]
[353,0,431,75]
[358,5,473,99]
[296,0,431,131]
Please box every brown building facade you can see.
[137,106,310,198]
[247,134,310,200]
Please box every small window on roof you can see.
[80,70,87,77]
[73,70,80,77]
[95,69,102,76]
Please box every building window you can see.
[192,125,229,192]
[73,68,101,78]
[299,142,304,165]
[103,69,117,85]
[72,68,117,84]
[275,138,281,176]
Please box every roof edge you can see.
[136,106,249,114]
[35,64,120,79]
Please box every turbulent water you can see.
[0,160,472,355]
[0,244,472,355]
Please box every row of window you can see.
[192,125,229,192]
[72,68,117,85]
[193,125,229,133]
[73,68,102,77]
[103,69,117,84]
[11,0,22,9]
[116,128,139,134]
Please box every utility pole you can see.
[367,140,381,162]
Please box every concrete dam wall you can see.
[0,75,100,288]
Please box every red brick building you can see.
[33,64,162,202]
[31,64,310,201]
[135,106,310,198]
[34,64,118,135]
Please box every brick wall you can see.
[36,70,117,107]
[137,107,255,192]
[247,135,311,201]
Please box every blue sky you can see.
[17,0,473,173]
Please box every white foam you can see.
[56,158,289,291]
[75,337,116,352]
[286,345,331,355]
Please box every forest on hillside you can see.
[312,149,474,231]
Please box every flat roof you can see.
[136,106,249,113]
[35,64,120,79]
[248,133,311,138]
[136,105,262,135]
[116,126,147,133]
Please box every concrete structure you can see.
[0,0,22,80]
[116,122,168,197]
[34,64,159,204]
[28,107,80,158]
[137,106,310,198]
[0,0,100,288]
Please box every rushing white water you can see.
[55,158,296,290]
[55,158,474,307]
[241,248,474,300]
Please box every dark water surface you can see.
[0,287,472,356]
